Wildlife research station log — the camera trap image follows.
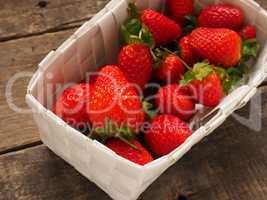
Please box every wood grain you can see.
[0,0,109,41]
[0,0,267,199]
[0,0,109,154]
[0,30,74,154]
[1,86,267,200]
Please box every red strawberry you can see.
[181,62,224,108]
[189,27,242,68]
[54,83,93,129]
[156,54,185,83]
[106,139,153,166]
[198,4,244,30]
[141,9,182,46]
[166,0,195,24]
[179,36,198,66]
[145,114,192,156]
[88,65,145,134]
[190,71,224,107]
[156,84,195,121]
[118,44,152,90]
[239,25,257,40]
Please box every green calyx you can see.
[218,62,248,94]
[92,119,139,150]
[121,4,155,48]
[179,59,248,94]
[180,60,213,85]
[242,39,260,61]
[179,38,260,94]
[142,100,157,120]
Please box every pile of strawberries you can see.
[53,0,260,166]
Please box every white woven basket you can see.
[26,0,267,199]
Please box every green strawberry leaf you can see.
[221,78,233,94]
[140,25,155,48]
[92,118,136,147]
[214,66,233,94]
[242,39,260,61]
[193,60,209,70]
[125,18,142,35]
[142,101,158,120]
[128,35,144,44]
[180,70,195,85]
[121,25,131,44]
[215,67,228,80]
[121,18,143,44]
[121,3,156,48]
[183,15,198,35]
[217,60,249,94]
[192,60,213,80]
[194,65,213,80]
[180,60,214,85]
[117,126,134,141]
[228,61,248,77]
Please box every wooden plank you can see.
[255,0,267,8]
[0,30,75,154]
[1,86,267,200]
[0,0,109,41]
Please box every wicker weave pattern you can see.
[26,0,267,199]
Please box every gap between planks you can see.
[0,141,43,155]
[0,18,89,43]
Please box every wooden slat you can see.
[1,86,267,200]
[0,30,75,154]
[0,0,110,153]
[0,0,109,41]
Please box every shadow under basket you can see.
[26,0,267,199]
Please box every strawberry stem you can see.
[117,135,140,151]
[160,47,192,70]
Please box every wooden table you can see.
[1,1,267,199]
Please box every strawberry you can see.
[198,4,244,30]
[192,72,224,107]
[180,61,224,107]
[118,44,152,90]
[179,36,198,66]
[141,9,182,46]
[155,84,195,121]
[189,27,242,68]
[239,25,257,40]
[145,114,192,156]
[106,139,153,166]
[166,0,195,24]
[156,54,185,83]
[54,83,93,130]
[88,65,145,137]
